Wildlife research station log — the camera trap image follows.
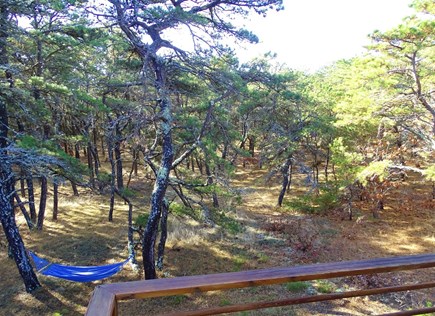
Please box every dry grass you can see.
[1,167,434,315]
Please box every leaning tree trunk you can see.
[14,193,34,229]
[0,5,40,288]
[0,165,41,292]
[142,60,174,280]
[278,157,292,207]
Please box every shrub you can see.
[134,213,149,227]
[285,281,310,292]
[315,280,336,293]
[211,210,243,234]
[284,184,340,213]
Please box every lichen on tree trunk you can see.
[142,60,174,280]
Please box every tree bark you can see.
[108,141,116,222]
[93,128,101,167]
[248,135,255,157]
[70,180,79,196]
[113,188,137,267]
[204,152,219,208]
[287,162,293,191]
[142,60,174,280]
[324,147,330,182]
[277,157,292,207]
[14,192,34,230]
[37,176,47,230]
[20,169,26,197]
[127,148,139,188]
[26,175,36,221]
[87,142,95,189]
[74,143,80,159]
[156,199,169,271]
[195,156,203,175]
[0,168,41,292]
[52,182,58,220]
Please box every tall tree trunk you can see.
[26,175,36,221]
[108,141,116,222]
[324,147,330,182]
[0,4,40,290]
[142,60,173,280]
[87,142,95,189]
[221,142,228,160]
[70,180,79,196]
[114,138,123,189]
[112,188,138,267]
[36,176,47,230]
[195,156,203,175]
[126,148,139,188]
[312,152,319,185]
[19,169,26,197]
[74,143,80,159]
[277,157,292,207]
[287,162,293,191]
[190,156,195,172]
[126,200,137,267]
[63,142,68,155]
[239,121,248,150]
[93,128,100,168]
[133,148,138,176]
[248,135,255,157]
[52,182,58,220]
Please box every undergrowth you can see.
[285,281,310,292]
[284,184,340,213]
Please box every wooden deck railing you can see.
[86,253,435,316]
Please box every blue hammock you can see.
[29,251,129,282]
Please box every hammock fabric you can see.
[29,251,129,282]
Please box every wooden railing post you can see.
[86,285,117,316]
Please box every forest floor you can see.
[0,165,434,316]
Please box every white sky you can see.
[238,0,415,72]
